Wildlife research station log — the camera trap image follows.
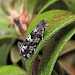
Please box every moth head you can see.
[40,20,47,25]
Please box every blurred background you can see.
[0,0,75,75]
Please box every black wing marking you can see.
[18,20,47,60]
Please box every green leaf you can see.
[0,44,10,66]
[59,40,75,56]
[0,65,26,75]
[0,39,15,66]
[0,6,4,14]
[63,0,75,13]
[0,15,12,32]
[24,0,38,16]
[38,0,57,14]
[0,0,10,15]
[0,33,18,66]
[0,33,18,40]
[24,10,75,75]
[15,0,22,12]
[38,26,75,75]
[10,46,21,63]
[69,2,75,13]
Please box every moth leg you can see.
[45,27,51,33]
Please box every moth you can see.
[18,20,47,60]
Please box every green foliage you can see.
[0,65,26,75]
[38,0,57,14]
[0,15,11,32]
[25,10,75,75]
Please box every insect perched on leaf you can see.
[18,20,47,60]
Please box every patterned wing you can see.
[18,20,47,60]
